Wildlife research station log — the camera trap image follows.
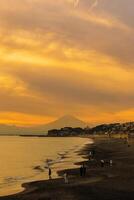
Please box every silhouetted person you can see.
[83,164,86,177]
[89,151,92,160]
[92,149,95,158]
[110,160,113,167]
[100,160,105,167]
[80,166,83,176]
[48,167,52,179]
[63,173,68,183]
[127,138,130,147]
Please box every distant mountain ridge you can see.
[43,115,86,130]
[0,116,133,136]
[0,115,87,135]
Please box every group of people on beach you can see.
[100,159,113,167]
[47,148,114,184]
[48,167,69,183]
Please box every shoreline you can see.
[0,137,91,198]
[0,136,134,199]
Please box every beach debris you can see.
[45,158,54,168]
[33,166,44,172]
[58,152,68,160]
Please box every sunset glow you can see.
[0,0,134,126]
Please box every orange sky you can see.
[0,0,134,126]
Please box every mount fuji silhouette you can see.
[41,115,87,130]
[0,115,87,135]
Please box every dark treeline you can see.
[47,122,134,136]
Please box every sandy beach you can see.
[0,136,134,200]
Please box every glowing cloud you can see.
[0,0,134,126]
[67,0,80,7]
[89,0,99,11]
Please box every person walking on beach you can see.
[83,164,86,177]
[100,160,105,167]
[63,173,68,183]
[92,149,95,158]
[80,165,83,176]
[110,160,113,166]
[89,151,92,160]
[48,167,52,179]
[127,137,130,147]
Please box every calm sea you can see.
[0,136,93,196]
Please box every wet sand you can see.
[0,137,134,200]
